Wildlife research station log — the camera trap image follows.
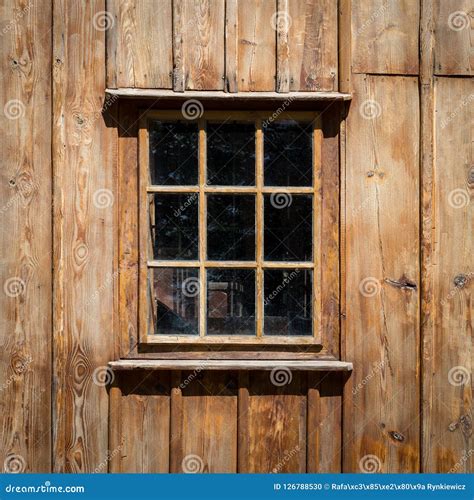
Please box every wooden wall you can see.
[0,0,472,474]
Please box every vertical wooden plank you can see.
[237,372,250,472]
[118,103,139,357]
[183,0,225,90]
[117,371,170,472]
[352,0,420,74]
[276,0,290,93]
[225,0,238,92]
[243,372,307,473]
[107,0,173,89]
[313,115,323,344]
[423,77,473,472]
[108,374,122,472]
[170,371,184,472]
[338,0,352,92]
[255,119,263,337]
[173,0,186,91]
[198,119,207,336]
[173,371,238,472]
[238,0,277,91]
[287,0,338,91]
[344,75,420,472]
[53,0,116,472]
[0,0,52,473]
[434,0,473,75]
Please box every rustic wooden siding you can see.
[52,0,116,472]
[0,0,472,475]
[0,0,52,473]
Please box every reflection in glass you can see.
[207,122,255,185]
[264,194,312,261]
[207,195,255,260]
[207,269,255,335]
[264,121,312,186]
[151,194,198,260]
[151,268,199,335]
[149,121,198,185]
[264,269,312,336]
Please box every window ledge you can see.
[105,88,352,102]
[108,359,353,372]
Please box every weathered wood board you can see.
[344,75,420,473]
[0,0,52,474]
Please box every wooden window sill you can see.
[108,359,353,371]
[106,88,352,102]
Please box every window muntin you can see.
[139,111,323,345]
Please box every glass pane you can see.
[207,122,255,186]
[207,195,255,261]
[264,269,312,336]
[151,268,199,335]
[207,269,255,335]
[264,120,312,186]
[149,121,198,185]
[151,194,198,260]
[264,194,312,261]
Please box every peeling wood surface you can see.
[0,0,52,473]
[344,75,420,472]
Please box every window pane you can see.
[149,121,198,185]
[264,194,312,261]
[151,268,199,335]
[264,121,312,186]
[151,194,198,260]
[264,269,312,336]
[207,195,255,260]
[207,269,255,335]
[207,122,255,186]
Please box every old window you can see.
[138,110,326,347]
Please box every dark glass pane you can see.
[151,194,198,260]
[264,194,312,261]
[207,269,255,335]
[149,121,198,185]
[207,122,255,185]
[207,195,255,260]
[264,269,312,336]
[151,268,199,335]
[264,120,312,186]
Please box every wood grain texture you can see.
[0,0,52,473]
[112,371,170,472]
[107,0,173,88]
[287,0,338,91]
[344,75,420,473]
[171,371,238,472]
[52,0,116,472]
[241,372,307,472]
[238,0,277,91]
[433,0,473,75]
[183,0,225,90]
[352,0,420,74]
[422,77,473,472]
[225,0,238,92]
